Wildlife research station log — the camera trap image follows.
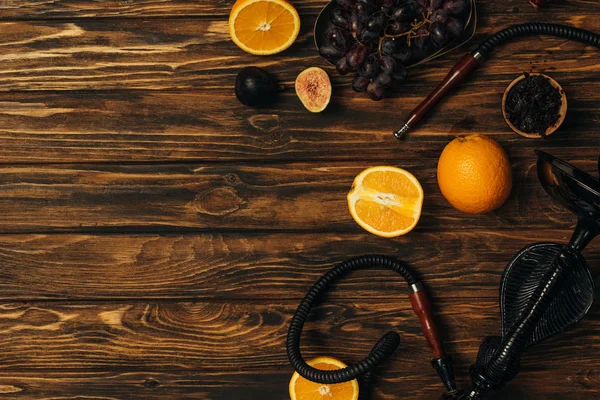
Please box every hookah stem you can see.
[286,255,459,397]
[394,23,600,139]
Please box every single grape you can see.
[380,0,397,8]
[392,1,422,22]
[391,63,408,87]
[352,74,371,92]
[336,56,352,75]
[381,37,397,55]
[327,28,350,51]
[366,11,386,34]
[446,17,464,37]
[443,0,468,15]
[379,55,396,74]
[375,72,392,88]
[330,7,350,30]
[430,9,448,23]
[387,20,409,35]
[334,0,357,11]
[429,0,444,11]
[359,54,380,78]
[350,11,362,34]
[320,45,344,58]
[392,45,412,62]
[359,29,380,43]
[429,21,449,48]
[347,44,369,69]
[367,82,385,101]
[356,1,377,22]
[413,27,429,49]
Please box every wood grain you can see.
[0,159,595,233]
[0,300,596,372]
[0,1,598,399]
[0,85,598,163]
[0,0,597,19]
[0,368,597,400]
[0,231,597,301]
[0,14,599,93]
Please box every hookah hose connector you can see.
[286,255,461,399]
[394,23,600,139]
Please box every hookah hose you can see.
[394,23,600,138]
[286,255,461,399]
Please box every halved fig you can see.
[295,67,332,113]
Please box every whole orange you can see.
[437,134,512,214]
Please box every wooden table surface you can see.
[0,0,598,399]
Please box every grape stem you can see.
[378,11,432,56]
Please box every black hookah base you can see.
[500,242,595,348]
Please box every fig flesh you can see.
[235,67,278,106]
[295,67,332,113]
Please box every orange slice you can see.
[229,0,301,56]
[347,166,424,238]
[289,357,359,400]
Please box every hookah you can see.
[287,23,600,400]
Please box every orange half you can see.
[229,0,301,56]
[289,357,359,400]
[347,166,424,238]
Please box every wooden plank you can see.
[0,159,594,233]
[1,230,597,301]
[0,0,597,20]
[0,12,599,93]
[0,300,596,374]
[0,368,597,399]
[0,84,598,163]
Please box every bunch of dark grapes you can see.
[320,0,468,100]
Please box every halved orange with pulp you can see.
[347,166,424,238]
[289,357,359,400]
[229,0,301,56]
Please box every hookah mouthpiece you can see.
[285,255,461,400]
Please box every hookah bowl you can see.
[461,151,599,399]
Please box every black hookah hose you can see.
[394,23,600,138]
[286,255,461,399]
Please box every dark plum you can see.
[235,67,278,107]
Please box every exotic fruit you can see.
[529,0,550,7]
[235,67,278,107]
[295,67,332,113]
